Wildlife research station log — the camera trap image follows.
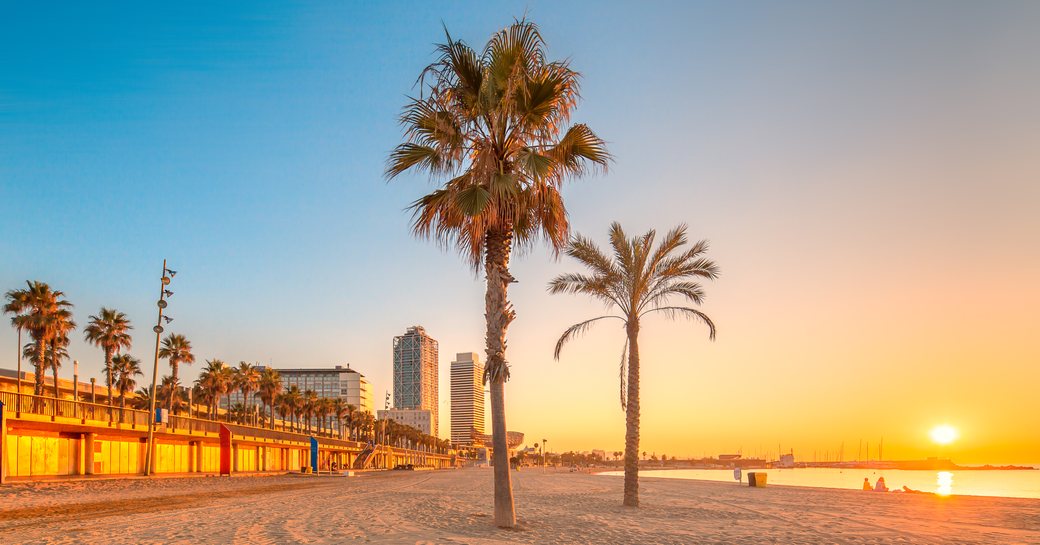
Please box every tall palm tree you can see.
[550,223,719,507]
[257,367,283,430]
[233,362,261,425]
[158,334,195,413]
[386,20,609,528]
[112,353,142,415]
[4,281,74,396]
[83,308,133,408]
[196,359,233,419]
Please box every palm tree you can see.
[275,385,302,432]
[315,397,332,437]
[301,389,318,434]
[49,312,76,399]
[334,401,355,440]
[22,337,68,399]
[158,334,195,413]
[257,367,283,430]
[550,223,719,507]
[4,281,74,396]
[131,386,153,410]
[233,362,261,425]
[386,19,609,528]
[196,359,234,419]
[83,308,133,407]
[111,353,142,418]
[157,375,186,414]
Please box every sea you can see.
[599,467,1040,499]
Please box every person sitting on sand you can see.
[874,477,889,492]
[863,478,872,491]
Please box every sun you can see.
[930,425,958,445]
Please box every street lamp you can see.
[145,260,175,476]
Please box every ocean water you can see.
[599,467,1040,499]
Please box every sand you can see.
[1,468,1037,544]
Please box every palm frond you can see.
[553,315,624,359]
[640,306,716,340]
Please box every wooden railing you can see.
[2,391,452,458]
[0,391,149,427]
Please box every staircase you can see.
[352,444,377,470]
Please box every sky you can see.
[2,1,1038,464]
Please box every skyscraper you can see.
[392,325,439,436]
[450,352,485,446]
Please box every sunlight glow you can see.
[930,425,958,445]
[936,471,954,496]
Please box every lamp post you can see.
[145,260,175,476]
[73,360,79,401]
[90,377,96,404]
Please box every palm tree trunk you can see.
[168,362,178,413]
[484,227,517,528]
[34,337,47,396]
[105,349,114,407]
[623,321,641,507]
[51,340,61,399]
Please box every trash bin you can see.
[748,472,767,487]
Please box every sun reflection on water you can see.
[936,471,954,496]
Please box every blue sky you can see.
[2,2,1039,460]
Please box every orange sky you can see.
[3,3,1037,466]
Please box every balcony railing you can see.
[1,391,451,457]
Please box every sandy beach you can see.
[1,468,1037,544]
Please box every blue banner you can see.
[310,437,318,474]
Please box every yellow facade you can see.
[5,434,79,477]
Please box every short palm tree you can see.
[131,386,153,410]
[301,389,318,433]
[334,401,355,440]
[196,359,233,419]
[4,281,74,396]
[49,315,76,399]
[550,222,719,507]
[233,362,261,425]
[22,336,68,399]
[112,353,142,419]
[158,334,195,413]
[386,19,609,528]
[157,375,185,413]
[257,367,283,430]
[83,308,133,407]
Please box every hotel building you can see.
[392,325,439,436]
[450,352,485,446]
[223,364,374,415]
